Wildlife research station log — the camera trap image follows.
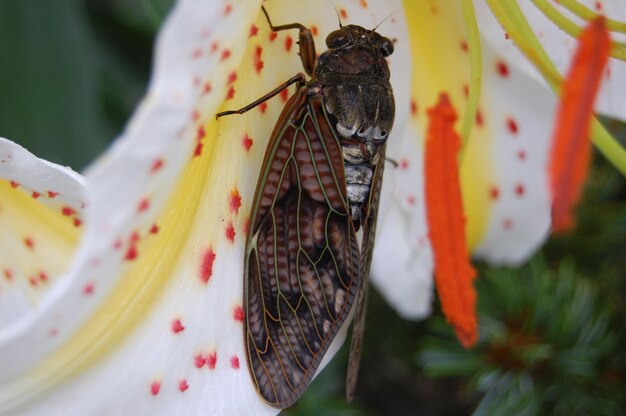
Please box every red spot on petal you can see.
[3,269,13,281]
[210,42,219,54]
[73,218,82,227]
[197,126,206,140]
[254,45,264,74]
[137,198,150,213]
[463,84,469,97]
[223,4,232,15]
[340,9,348,19]
[233,305,244,322]
[503,218,513,230]
[227,71,237,85]
[460,40,468,52]
[150,381,161,396]
[199,248,216,283]
[515,183,525,197]
[171,319,185,334]
[506,117,519,135]
[475,109,484,127]
[38,271,48,282]
[226,86,235,100]
[151,159,164,173]
[249,24,259,37]
[207,352,217,369]
[311,25,318,36]
[406,195,416,205]
[285,35,293,52]
[10,181,19,188]
[130,231,140,244]
[125,245,138,261]
[203,82,212,94]
[47,191,58,198]
[360,0,368,7]
[225,222,236,243]
[29,276,38,287]
[410,99,418,116]
[31,191,40,199]
[269,31,277,42]
[83,282,94,295]
[517,150,527,161]
[178,379,189,392]
[48,328,59,337]
[150,224,160,234]
[280,87,289,103]
[242,134,253,151]
[24,237,34,250]
[399,158,409,170]
[221,49,231,61]
[243,217,250,236]
[489,186,500,200]
[194,142,204,157]
[229,190,242,214]
[194,354,206,368]
[594,1,603,11]
[496,60,509,77]
[230,355,240,370]
[192,48,202,59]
[61,206,76,216]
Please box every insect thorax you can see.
[317,64,395,225]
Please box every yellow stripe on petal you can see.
[403,0,491,249]
[0,181,81,311]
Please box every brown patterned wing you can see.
[345,144,386,401]
[244,86,360,408]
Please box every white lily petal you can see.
[0,137,85,329]
[0,1,413,414]
[0,138,85,326]
[1,0,271,414]
[475,0,626,121]
[372,120,434,319]
[472,40,554,264]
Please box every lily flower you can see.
[0,1,624,415]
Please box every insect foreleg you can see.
[260,6,316,76]
[215,73,306,119]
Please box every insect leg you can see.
[215,73,306,119]
[385,157,399,168]
[260,6,316,77]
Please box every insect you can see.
[216,7,395,408]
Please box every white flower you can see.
[1,1,624,414]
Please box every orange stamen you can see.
[549,17,610,233]
[425,93,477,348]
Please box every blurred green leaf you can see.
[0,0,107,168]
[0,0,175,170]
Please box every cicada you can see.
[216,7,395,408]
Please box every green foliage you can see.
[0,0,174,169]
[419,257,624,415]
[412,149,626,416]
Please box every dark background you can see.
[1,1,624,414]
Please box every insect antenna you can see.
[328,0,343,27]
[372,8,400,32]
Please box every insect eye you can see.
[380,37,394,57]
[326,30,351,48]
